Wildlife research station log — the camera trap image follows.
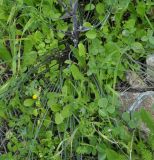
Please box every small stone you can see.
[146,54,154,82]
[120,91,154,135]
[120,92,154,114]
[126,70,147,88]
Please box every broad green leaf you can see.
[105,85,119,96]
[0,101,6,118]
[122,112,130,122]
[83,22,92,28]
[23,99,34,107]
[122,30,129,37]
[22,18,35,35]
[106,149,126,160]
[89,38,104,55]
[98,153,106,160]
[70,64,84,80]
[0,6,7,20]
[22,51,37,67]
[56,21,68,31]
[23,37,35,67]
[131,42,144,53]
[107,105,115,114]
[43,117,51,128]
[46,131,53,138]
[62,85,68,95]
[61,106,72,118]
[147,30,153,37]
[85,3,95,11]
[0,109,5,118]
[104,0,117,6]
[86,30,97,39]
[106,149,119,160]
[49,39,58,49]
[32,109,38,116]
[98,98,108,108]
[33,31,43,43]
[76,146,92,154]
[43,4,61,20]
[124,19,136,29]
[117,0,131,10]
[16,0,23,5]
[55,113,64,124]
[141,36,148,42]
[99,109,108,117]
[7,5,16,24]
[149,36,154,45]
[5,130,13,139]
[57,32,65,39]
[24,38,33,53]
[47,97,58,106]
[137,2,146,17]
[50,104,62,112]
[42,5,52,17]
[0,78,13,96]
[96,3,104,15]
[140,109,154,133]
[78,42,86,57]
[51,12,61,20]
[0,41,12,64]
[128,119,137,129]
[24,0,34,5]
[0,0,3,5]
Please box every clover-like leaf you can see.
[98,98,108,108]
[86,30,97,39]
[24,99,34,107]
[85,3,95,11]
[78,42,86,57]
[71,64,84,80]
[55,113,64,124]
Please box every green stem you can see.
[145,14,154,30]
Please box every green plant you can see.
[0,0,154,159]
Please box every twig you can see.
[58,0,67,10]
[72,0,79,48]
[116,86,154,92]
[129,130,135,160]
[78,7,112,32]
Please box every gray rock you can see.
[120,91,154,114]
[146,54,154,82]
[120,91,154,135]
